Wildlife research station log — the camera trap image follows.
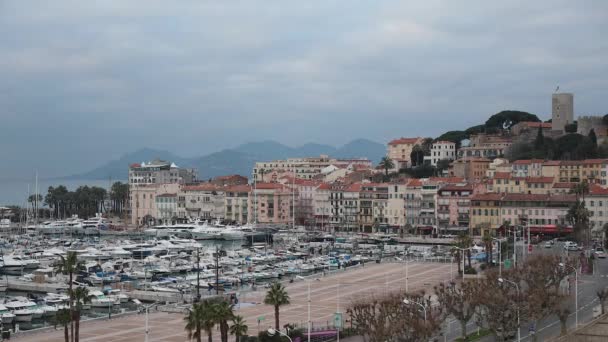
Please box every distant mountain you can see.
[335,139,386,164]
[64,148,186,180]
[65,139,386,180]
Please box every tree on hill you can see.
[378,157,394,178]
[534,125,544,149]
[465,124,486,135]
[485,110,540,130]
[565,122,578,133]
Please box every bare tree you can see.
[435,282,479,339]
[597,287,608,315]
[347,291,444,342]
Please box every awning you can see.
[528,225,573,234]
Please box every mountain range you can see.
[65,139,386,181]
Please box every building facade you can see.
[253,155,372,182]
[552,92,574,132]
[425,141,456,166]
[387,137,425,169]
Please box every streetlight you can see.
[143,301,158,342]
[560,262,578,328]
[498,278,520,342]
[268,328,292,342]
[403,299,427,321]
[296,275,312,342]
[492,238,502,277]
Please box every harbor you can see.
[0,219,459,338]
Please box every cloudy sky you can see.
[1,0,607,178]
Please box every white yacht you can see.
[220,226,247,241]
[5,298,42,321]
[144,224,172,238]
[0,304,15,324]
[0,256,27,275]
[89,290,115,308]
[191,224,223,240]
[82,216,110,235]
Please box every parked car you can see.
[594,248,606,259]
[544,241,553,248]
[564,241,578,251]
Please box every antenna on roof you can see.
[555,85,560,93]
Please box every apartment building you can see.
[451,157,491,182]
[253,155,372,181]
[177,184,225,221]
[130,183,180,225]
[500,194,574,231]
[512,159,544,177]
[387,183,407,228]
[249,183,297,225]
[436,184,473,228]
[492,173,554,195]
[457,134,512,160]
[470,193,503,236]
[585,185,608,235]
[313,183,332,230]
[155,193,177,224]
[404,179,422,227]
[424,141,457,166]
[359,183,389,233]
[387,137,425,169]
[129,159,196,185]
[224,185,250,224]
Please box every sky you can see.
[1,0,607,179]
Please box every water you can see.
[0,179,122,207]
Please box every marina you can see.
[0,219,458,337]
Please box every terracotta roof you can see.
[513,159,544,165]
[254,183,285,190]
[129,163,141,168]
[525,177,554,184]
[406,179,422,187]
[345,183,362,192]
[439,184,473,192]
[582,159,608,165]
[589,184,608,195]
[494,172,511,179]
[471,193,502,201]
[388,137,421,146]
[317,183,331,190]
[224,185,251,193]
[181,183,219,191]
[553,182,576,189]
[542,160,561,166]
[429,177,466,183]
[502,193,576,202]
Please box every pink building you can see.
[249,183,297,225]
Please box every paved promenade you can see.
[15,261,454,342]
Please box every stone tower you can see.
[552,93,574,132]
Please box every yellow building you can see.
[470,193,503,236]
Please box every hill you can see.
[64,139,386,180]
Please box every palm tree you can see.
[56,308,72,342]
[378,157,395,178]
[482,234,493,265]
[229,315,248,342]
[456,234,473,268]
[71,287,90,342]
[185,302,206,342]
[214,300,235,342]
[54,251,81,342]
[264,282,291,330]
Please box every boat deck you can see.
[15,261,454,342]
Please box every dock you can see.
[7,279,68,293]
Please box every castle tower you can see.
[552,93,574,132]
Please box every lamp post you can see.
[403,299,427,321]
[144,301,158,342]
[560,262,578,328]
[296,275,312,342]
[268,328,292,342]
[498,278,520,342]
